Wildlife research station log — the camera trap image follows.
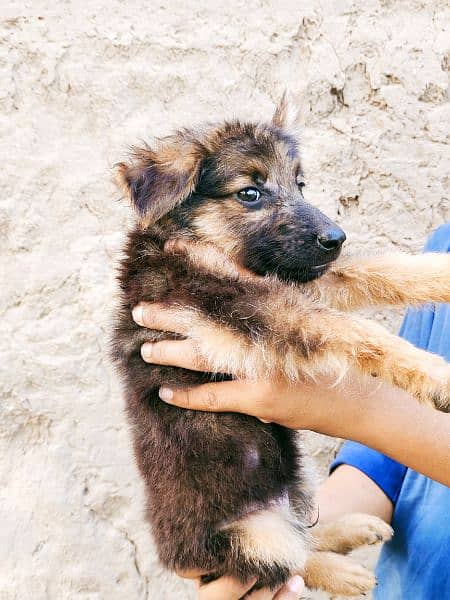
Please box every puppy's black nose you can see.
[316,227,346,252]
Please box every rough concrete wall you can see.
[1,1,449,598]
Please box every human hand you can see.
[132,300,450,486]
[132,301,378,434]
[178,568,305,600]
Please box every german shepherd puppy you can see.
[112,95,450,595]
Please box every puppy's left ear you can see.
[271,91,302,130]
[115,133,203,225]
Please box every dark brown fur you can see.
[111,96,450,593]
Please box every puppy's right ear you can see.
[115,134,203,225]
[271,91,303,131]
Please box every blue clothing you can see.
[330,223,450,600]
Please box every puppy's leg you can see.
[170,242,450,310]
[162,293,450,409]
[304,252,450,310]
[303,551,376,597]
[212,503,309,589]
[312,513,393,554]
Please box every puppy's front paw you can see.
[422,364,450,413]
[430,365,450,412]
[303,551,376,597]
[332,513,392,554]
[399,354,450,412]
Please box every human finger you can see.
[245,576,305,600]
[196,576,257,600]
[158,379,277,419]
[141,339,211,372]
[273,576,305,599]
[132,302,191,335]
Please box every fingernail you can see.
[141,343,153,361]
[132,305,144,326]
[287,575,304,593]
[159,387,174,402]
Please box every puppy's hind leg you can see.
[303,551,376,597]
[212,504,309,590]
[215,509,380,596]
[302,514,392,595]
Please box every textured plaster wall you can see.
[1,1,449,599]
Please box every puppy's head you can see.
[116,94,346,283]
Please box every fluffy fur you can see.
[111,95,450,594]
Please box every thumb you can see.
[274,576,305,599]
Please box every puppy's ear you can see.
[271,91,302,130]
[115,134,203,224]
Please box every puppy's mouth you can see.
[310,263,329,271]
[271,261,332,284]
[299,263,331,282]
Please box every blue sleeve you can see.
[330,224,450,504]
[329,442,407,504]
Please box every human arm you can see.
[318,465,394,524]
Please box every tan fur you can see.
[171,274,450,409]
[226,505,308,574]
[114,162,131,200]
[303,551,376,596]
[272,90,302,131]
[191,204,247,256]
[304,252,450,310]
[302,514,392,594]
[230,497,391,594]
[115,135,204,226]
[191,202,273,253]
[312,513,393,554]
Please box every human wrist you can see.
[288,378,344,434]
[310,376,412,449]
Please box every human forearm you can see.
[313,376,450,487]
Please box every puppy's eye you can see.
[236,187,261,204]
[297,176,306,190]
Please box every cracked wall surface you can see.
[1,1,449,599]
